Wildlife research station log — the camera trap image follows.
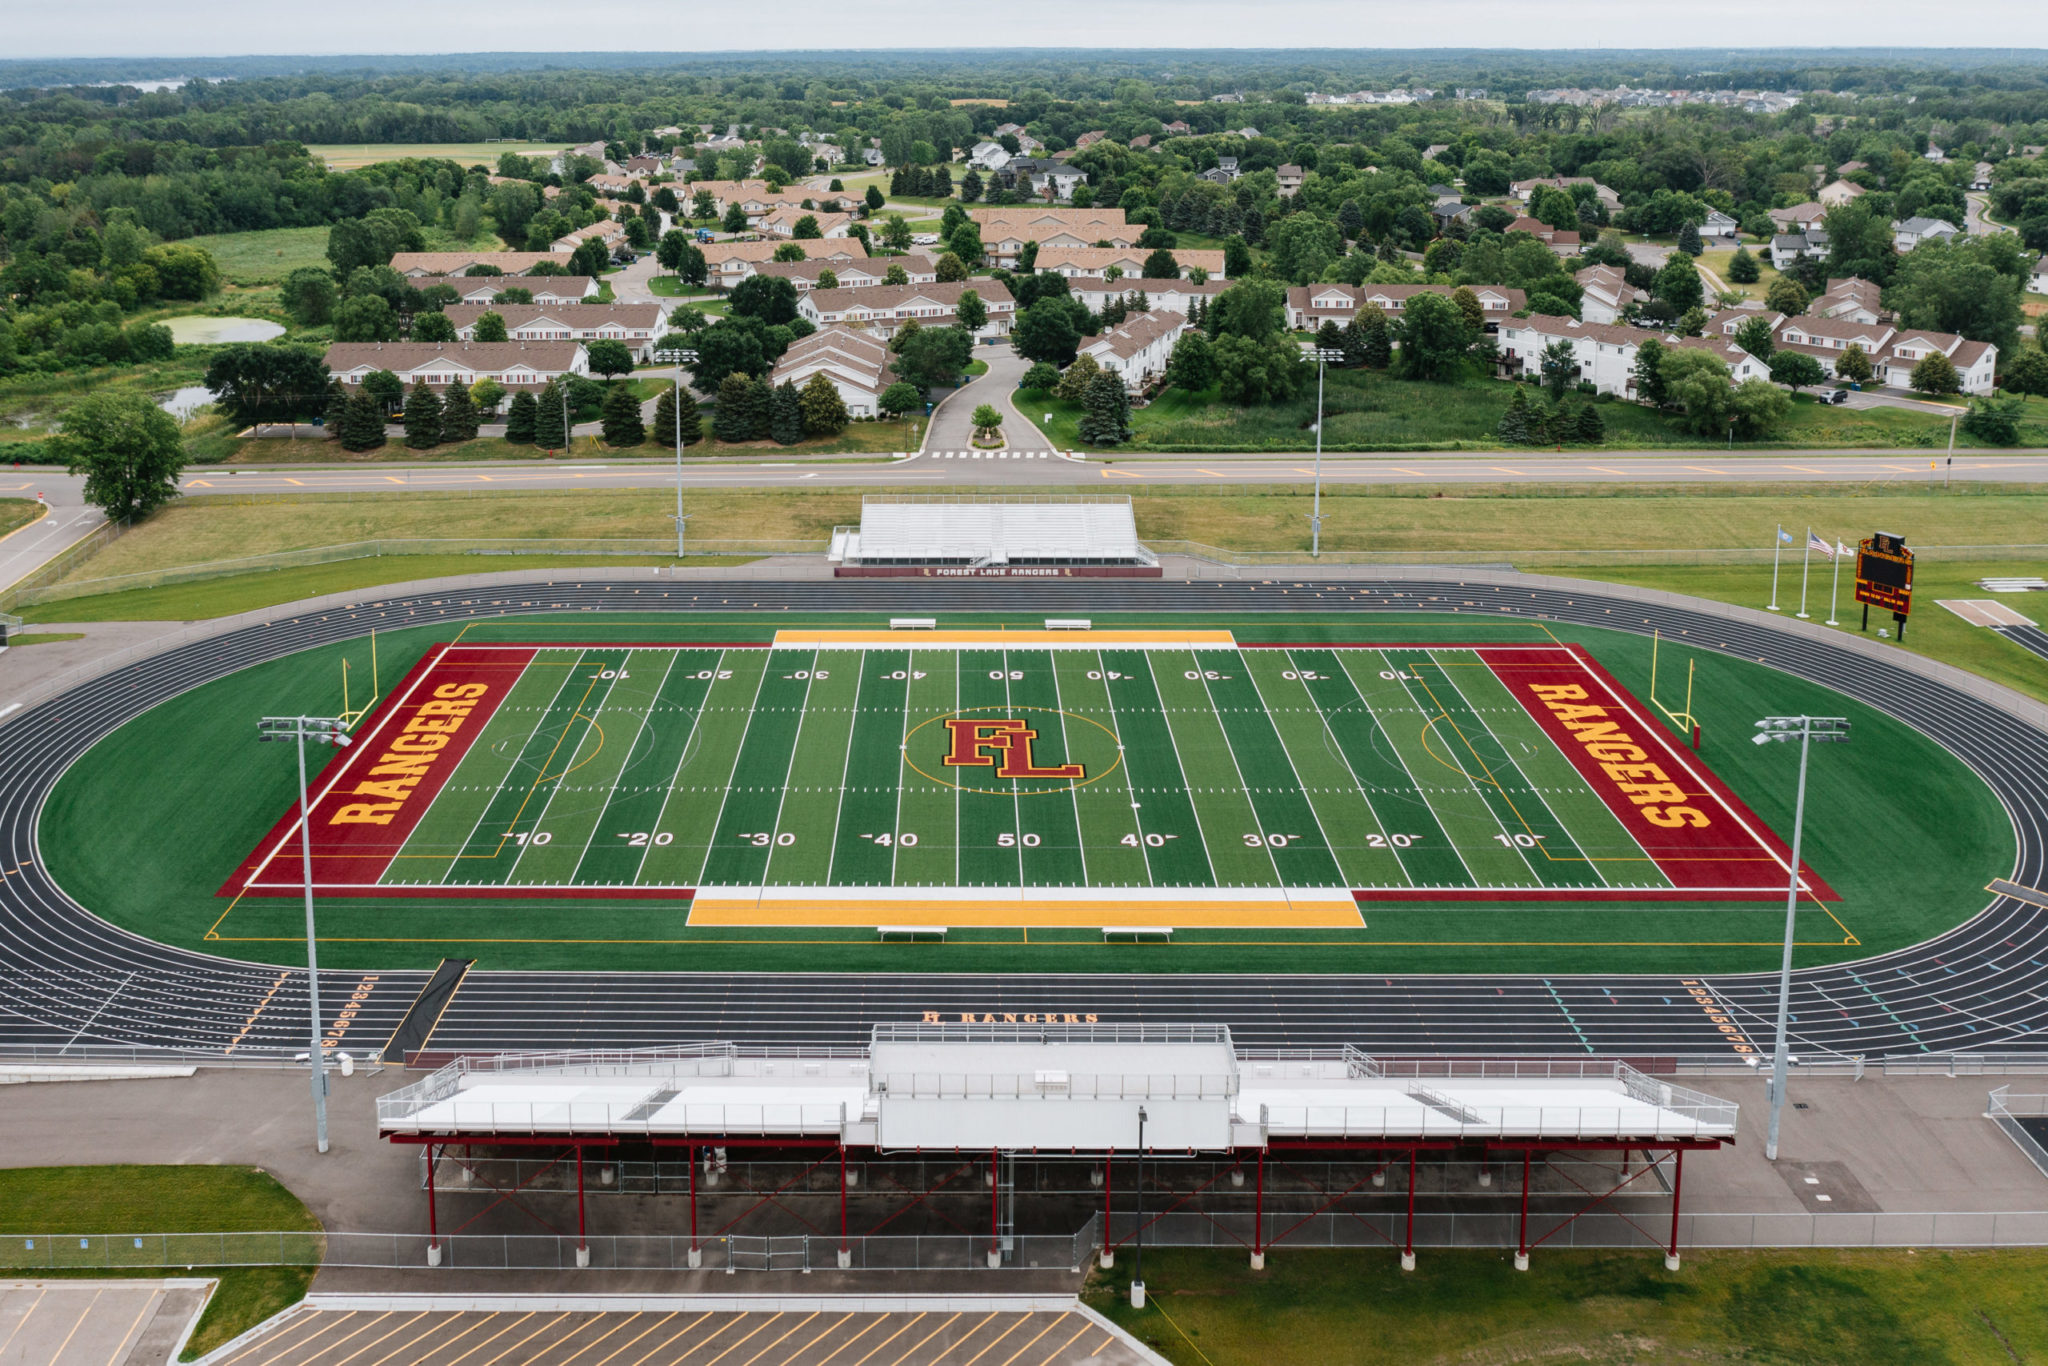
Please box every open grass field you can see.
[182,227,332,284]
[1697,245,1785,302]
[0,1165,319,1360]
[1025,370,2048,452]
[224,633,1816,922]
[306,142,560,170]
[1087,1247,2048,1366]
[40,610,2010,976]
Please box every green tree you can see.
[651,385,701,447]
[533,378,570,450]
[361,369,404,415]
[1013,300,1085,366]
[884,265,909,286]
[1765,275,1810,317]
[1768,351,1826,393]
[1961,394,2023,445]
[1910,351,1963,395]
[340,390,387,451]
[503,390,538,444]
[879,381,922,417]
[203,344,332,434]
[1889,239,2025,356]
[1496,385,1533,445]
[1538,339,1577,401]
[333,294,396,342]
[52,392,187,522]
[799,373,849,436]
[1268,215,1343,284]
[1141,249,1181,280]
[793,215,823,241]
[731,275,801,326]
[411,311,455,343]
[865,186,886,213]
[714,372,755,442]
[1164,331,1216,391]
[883,215,915,251]
[470,378,507,419]
[470,311,508,344]
[816,269,840,291]
[1676,222,1703,257]
[769,380,805,445]
[1056,354,1102,402]
[439,382,480,442]
[597,383,643,446]
[1660,348,1736,436]
[970,403,1004,436]
[1352,306,1393,369]
[1653,256,1704,315]
[1449,287,1486,336]
[2004,347,2048,399]
[586,339,636,382]
[1574,401,1606,444]
[403,380,443,449]
[1222,235,1253,278]
[722,203,749,233]
[1020,361,1061,392]
[1078,370,1134,445]
[280,267,338,326]
[1208,279,1286,341]
[1732,319,1776,365]
[1727,247,1761,284]
[1394,292,1474,383]
[891,325,973,392]
[1632,337,1669,404]
[322,379,349,437]
[955,289,988,332]
[1729,377,1792,437]
[934,252,968,283]
[1215,334,1309,405]
[773,242,808,263]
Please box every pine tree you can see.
[340,390,387,451]
[439,383,479,443]
[601,383,645,447]
[652,386,702,447]
[715,372,755,443]
[1677,221,1703,257]
[746,377,775,439]
[322,380,348,439]
[403,380,443,449]
[1359,306,1393,369]
[799,373,849,436]
[532,378,569,450]
[1495,385,1532,445]
[1076,370,1133,447]
[504,390,539,445]
[770,380,805,445]
[1575,401,1606,444]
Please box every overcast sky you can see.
[12,1,2048,59]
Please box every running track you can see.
[1,579,2043,1062]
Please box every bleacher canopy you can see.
[832,496,1155,570]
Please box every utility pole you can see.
[653,347,698,559]
[1305,346,1344,557]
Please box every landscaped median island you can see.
[0,497,44,539]
[0,1164,322,1360]
[1086,1247,2048,1366]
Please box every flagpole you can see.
[1797,526,1812,619]
[1769,525,1783,611]
[1826,539,1842,626]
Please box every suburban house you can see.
[758,206,853,238]
[1511,176,1621,209]
[406,275,598,305]
[752,254,938,292]
[767,326,898,419]
[1573,265,1645,324]
[585,173,642,196]
[1285,283,1527,332]
[992,158,1087,202]
[551,220,627,253]
[1818,179,1867,207]
[1892,216,1961,251]
[323,341,588,392]
[1974,162,1995,191]
[442,305,670,361]
[1067,278,1230,316]
[1875,330,1997,392]
[1836,160,1867,176]
[1076,310,1189,392]
[2030,258,2048,295]
[700,238,868,286]
[1700,209,1740,238]
[1506,216,1582,255]
[971,208,1136,267]
[1772,315,1898,376]
[1163,120,1191,136]
[686,180,816,223]
[1767,202,1827,234]
[389,251,575,277]
[1431,200,1475,229]
[1276,164,1305,196]
[797,279,1017,338]
[1706,307,1788,339]
[1770,231,1829,270]
[1812,277,1885,324]
[1033,245,1228,280]
[1496,316,1766,396]
[969,141,1012,171]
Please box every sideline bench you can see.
[890,618,937,630]
[1102,926,1172,942]
[878,925,947,941]
[1045,619,1092,631]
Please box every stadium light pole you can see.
[258,716,354,1154]
[653,347,698,561]
[1130,1105,1148,1308]
[1751,715,1850,1162]
[1304,346,1345,557]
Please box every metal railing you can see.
[1988,1087,2048,1178]
[384,1098,856,1137]
[1145,540,2048,571]
[872,1022,1231,1047]
[873,1071,1237,1102]
[1256,1101,1736,1141]
[0,1041,382,1073]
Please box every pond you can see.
[161,315,285,344]
[159,386,217,420]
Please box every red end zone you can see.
[1479,645,1837,902]
[221,644,533,897]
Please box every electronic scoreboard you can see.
[1855,531,1913,640]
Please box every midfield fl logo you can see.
[905,705,1121,795]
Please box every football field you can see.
[226,630,1826,927]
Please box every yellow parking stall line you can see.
[887,1315,977,1366]
[1000,1318,1080,1366]
[811,1317,892,1366]
[850,1315,931,1366]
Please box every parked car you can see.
[1825,388,1851,405]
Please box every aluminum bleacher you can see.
[830,495,1161,578]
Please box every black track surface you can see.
[2,580,2044,1061]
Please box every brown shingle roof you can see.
[389,251,575,275]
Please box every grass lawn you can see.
[0,497,44,538]
[1568,556,2048,707]
[5,631,85,645]
[1087,1247,2048,1366]
[182,227,331,285]
[0,1165,319,1360]
[1023,369,2048,453]
[306,142,559,170]
[1697,245,1783,302]
[647,277,727,303]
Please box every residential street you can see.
[923,347,1054,452]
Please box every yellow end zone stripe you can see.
[686,898,1363,928]
[771,629,1238,647]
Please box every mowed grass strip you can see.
[638,650,769,887]
[1196,648,1347,888]
[764,653,862,885]
[1004,649,1090,888]
[893,650,962,886]
[826,649,912,887]
[698,650,815,886]
[1100,651,1218,887]
[1051,653,1151,887]
[571,650,724,886]
[508,649,667,885]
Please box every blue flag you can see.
[1777,527,1794,543]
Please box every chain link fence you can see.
[1146,540,2048,571]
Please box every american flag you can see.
[1808,530,1834,558]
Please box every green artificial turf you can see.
[38,611,2013,979]
[1086,1247,2048,1366]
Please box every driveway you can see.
[1625,238,1671,269]
[922,345,1054,453]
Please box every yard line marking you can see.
[1045,651,1092,888]
[1278,649,1419,887]
[1127,650,1219,886]
[1394,651,1551,884]
[1333,649,1483,888]
[822,650,870,887]
[999,649,1026,887]
[567,649,687,886]
[431,650,595,885]
[1189,655,1288,888]
[627,649,732,886]
[1226,652,1349,892]
[747,650,824,895]
[534,648,676,887]
[679,652,775,888]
